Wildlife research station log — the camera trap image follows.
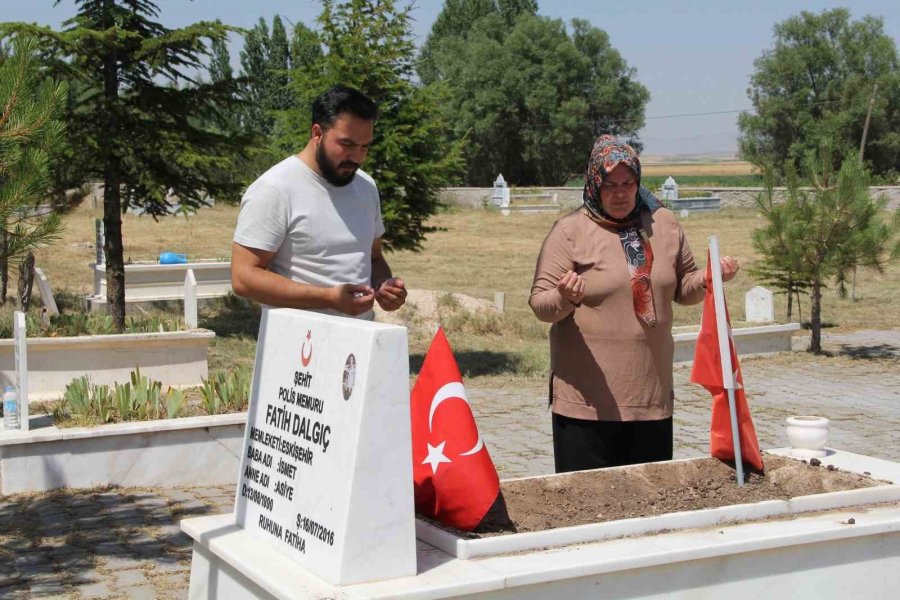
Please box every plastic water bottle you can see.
[3,386,19,430]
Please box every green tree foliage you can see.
[753,145,900,353]
[739,8,900,179]
[290,22,322,72]
[421,9,648,185]
[238,15,303,138]
[3,1,250,330]
[0,36,66,301]
[275,0,463,252]
[240,17,274,135]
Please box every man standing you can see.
[232,85,407,318]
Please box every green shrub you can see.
[54,368,187,425]
[201,366,251,415]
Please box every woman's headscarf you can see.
[582,134,662,220]
[582,134,660,327]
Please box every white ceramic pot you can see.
[786,415,830,459]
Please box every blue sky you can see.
[5,1,898,156]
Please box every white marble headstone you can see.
[13,311,29,431]
[745,286,774,323]
[33,268,59,316]
[234,308,415,586]
[183,269,198,329]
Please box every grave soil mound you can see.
[466,454,880,536]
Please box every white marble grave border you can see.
[0,412,246,494]
[0,329,214,402]
[182,448,900,600]
[417,449,900,559]
[673,322,800,363]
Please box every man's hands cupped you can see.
[375,277,407,311]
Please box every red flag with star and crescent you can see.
[690,255,764,472]
[411,327,499,531]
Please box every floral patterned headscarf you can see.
[582,134,661,220]
[582,134,659,327]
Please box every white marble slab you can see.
[33,267,59,316]
[234,309,415,586]
[182,496,900,600]
[0,329,214,401]
[0,413,245,494]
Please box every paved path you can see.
[0,329,897,598]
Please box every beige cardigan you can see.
[529,207,705,421]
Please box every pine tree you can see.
[753,145,900,353]
[0,36,66,304]
[290,22,322,72]
[239,18,272,135]
[3,1,249,330]
[276,0,464,251]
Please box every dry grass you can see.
[33,202,236,294]
[641,161,757,177]
[18,201,900,385]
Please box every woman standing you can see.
[529,135,739,473]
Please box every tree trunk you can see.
[17,252,35,311]
[809,278,823,353]
[102,27,126,332]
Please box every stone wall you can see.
[439,186,900,210]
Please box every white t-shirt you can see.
[233,156,385,318]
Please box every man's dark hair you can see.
[311,85,378,131]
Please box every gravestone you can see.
[663,176,679,202]
[183,269,198,329]
[13,311,29,431]
[95,219,104,265]
[745,286,774,323]
[234,308,415,586]
[492,173,510,210]
[33,268,59,316]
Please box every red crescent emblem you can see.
[301,330,312,367]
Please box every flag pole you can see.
[708,236,744,486]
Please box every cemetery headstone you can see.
[494,291,505,312]
[184,269,198,329]
[663,176,679,202]
[13,311,29,432]
[33,268,59,316]
[95,219,105,265]
[492,173,510,209]
[745,286,775,323]
[234,308,415,585]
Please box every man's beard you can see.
[316,143,359,187]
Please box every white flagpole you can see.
[708,236,744,486]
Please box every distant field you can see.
[641,161,757,176]
[566,160,763,188]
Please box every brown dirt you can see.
[467,454,881,537]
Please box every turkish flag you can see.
[690,256,764,473]
[411,328,500,531]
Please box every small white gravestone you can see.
[745,286,775,323]
[663,176,679,201]
[492,173,510,209]
[234,308,415,586]
[33,268,59,316]
[494,291,505,312]
[183,269,198,329]
[13,311,29,431]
